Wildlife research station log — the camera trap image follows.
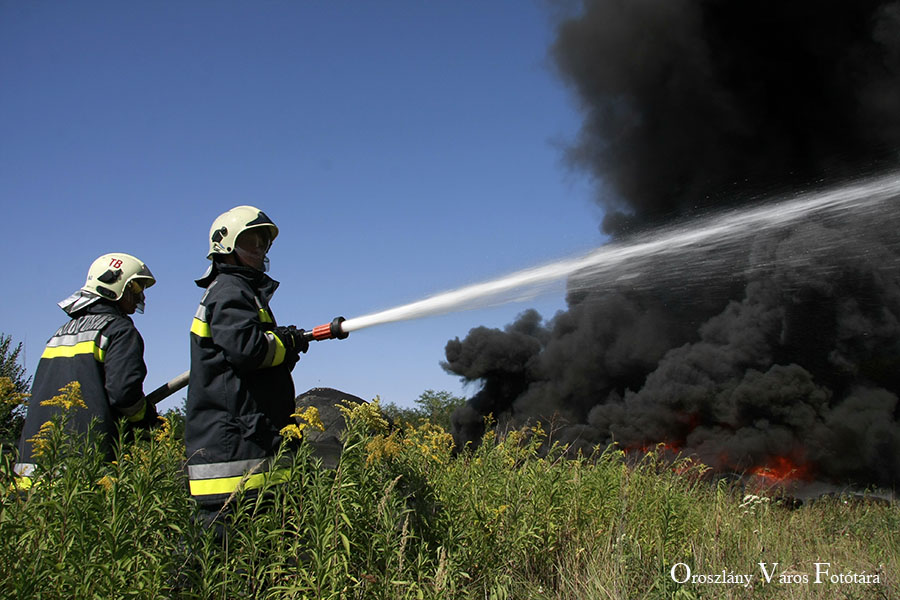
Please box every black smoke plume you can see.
[445,0,900,488]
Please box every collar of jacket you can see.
[69,299,131,321]
[195,261,280,298]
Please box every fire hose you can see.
[144,316,349,405]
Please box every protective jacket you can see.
[186,263,296,509]
[15,302,152,485]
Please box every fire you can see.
[750,456,812,483]
[627,442,815,485]
[636,441,682,455]
[623,441,702,476]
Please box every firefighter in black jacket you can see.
[186,206,308,527]
[15,253,158,488]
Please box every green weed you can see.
[0,393,896,599]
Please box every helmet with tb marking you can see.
[83,253,156,301]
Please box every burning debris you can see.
[446,0,900,489]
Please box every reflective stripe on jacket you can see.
[15,302,149,472]
[186,263,296,508]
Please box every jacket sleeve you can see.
[208,281,288,374]
[103,318,150,422]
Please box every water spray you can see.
[340,173,900,334]
[148,172,900,405]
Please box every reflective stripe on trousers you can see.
[187,456,290,497]
[12,462,36,490]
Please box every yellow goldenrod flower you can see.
[27,421,56,458]
[280,423,304,441]
[96,475,116,491]
[280,405,327,441]
[365,430,402,466]
[402,422,453,464]
[291,406,325,432]
[153,416,172,442]
[338,398,390,433]
[40,381,86,411]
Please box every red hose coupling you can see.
[309,316,348,341]
[311,323,333,340]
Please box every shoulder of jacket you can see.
[202,272,256,303]
[210,272,254,292]
[101,313,138,336]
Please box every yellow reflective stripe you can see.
[13,476,33,490]
[271,334,286,367]
[190,317,211,338]
[188,468,291,497]
[258,308,273,324]
[41,340,106,362]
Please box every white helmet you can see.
[207,205,279,259]
[83,253,156,301]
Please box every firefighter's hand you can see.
[273,325,310,357]
[293,329,310,354]
[130,399,159,432]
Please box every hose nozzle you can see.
[302,316,349,342]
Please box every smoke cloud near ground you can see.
[445,0,900,487]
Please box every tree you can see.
[381,389,466,431]
[0,333,31,447]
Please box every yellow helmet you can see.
[207,205,279,259]
[83,253,156,301]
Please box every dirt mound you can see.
[294,387,367,469]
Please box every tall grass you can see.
[0,390,896,599]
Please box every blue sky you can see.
[1,1,606,412]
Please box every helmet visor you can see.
[127,279,148,314]
[234,228,272,271]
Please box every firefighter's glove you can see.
[294,329,310,354]
[134,400,159,429]
[273,325,310,357]
[126,399,159,441]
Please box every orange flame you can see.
[750,456,812,483]
[635,441,682,454]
